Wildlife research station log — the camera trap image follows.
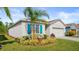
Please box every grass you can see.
[0,38,79,51]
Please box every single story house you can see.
[8,20,46,38]
[65,23,79,36]
[46,19,66,37]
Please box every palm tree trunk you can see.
[31,23,34,40]
[31,23,36,40]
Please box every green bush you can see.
[43,34,48,39]
[18,35,56,46]
[40,37,56,45]
[0,35,7,41]
[15,38,20,43]
[21,39,39,46]
[23,40,30,45]
[0,40,15,45]
[23,35,32,40]
[5,35,14,40]
[15,37,25,43]
[65,30,76,36]
[0,34,14,41]
[29,40,39,46]
[21,38,56,46]
[23,36,29,40]
[47,37,56,43]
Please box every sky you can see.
[0,7,79,24]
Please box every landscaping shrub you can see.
[17,35,56,46]
[40,40,46,45]
[23,35,32,40]
[15,38,20,43]
[5,35,14,40]
[0,35,7,41]
[65,32,69,36]
[23,36,29,40]
[65,30,76,36]
[69,30,76,36]
[47,37,56,43]
[15,37,25,43]
[36,34,44,43]
[0,40,15,45]
[22,39,39,46]
[20,37,56,46]
[50,33,55,38]
[23,40,30,45]
[37,34,44,39]
[0,34,14,41]
[43,34,48,39]
[29,40,39,46]
[40,37,56,45]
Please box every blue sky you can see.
[0,7,79,24]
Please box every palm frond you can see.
[3,7,13,22]
[24,7,36,22]
[0,21,7,34]
[34,10,49,19]
[24,7,49,22]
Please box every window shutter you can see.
[40,24,42,34]
[27,23,31,34]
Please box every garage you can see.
[77,31,79,36]
[51,27,65,37]
[46,19,65,37]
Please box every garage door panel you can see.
[51,29,65,37]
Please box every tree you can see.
[0,7,13,35]
[24,7,49,40]
[0,21,7,34]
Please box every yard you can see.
[0,38,79,51]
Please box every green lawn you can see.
[0,38,79,51]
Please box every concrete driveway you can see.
[57,36,79,42]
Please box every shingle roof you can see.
[65,23,76,26]
[65,23,79,28]
[8,19,47,29]
[48,19,66,26]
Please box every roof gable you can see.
[49,19,66,26]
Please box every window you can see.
[53,27,64,29]
[36,24,39,33]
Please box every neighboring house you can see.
[76,24,79,36]
[65,23,79,36]
[8,20,46,38]
[46,19,66,37]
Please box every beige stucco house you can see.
[8,19,66,38]
[8,20,46,38]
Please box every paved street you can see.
[57,36,79,42]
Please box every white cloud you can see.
[58,12,70,19]
[58,11,79,19]
[52,11,79,23]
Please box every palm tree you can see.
[0,21,7,34]
[24,7,49,40]
[0,7,13,35]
